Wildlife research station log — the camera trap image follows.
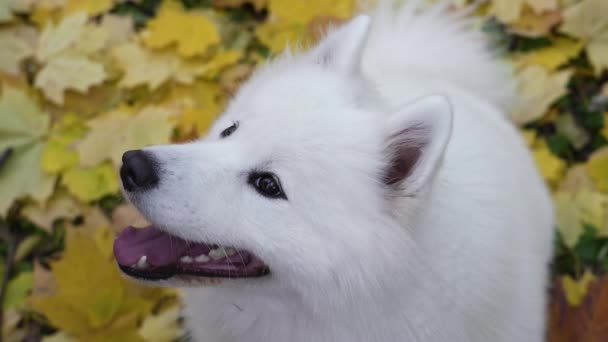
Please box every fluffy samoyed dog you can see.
[114,1,554,341]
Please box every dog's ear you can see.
[382,95,453,194]
[305,15,370,74]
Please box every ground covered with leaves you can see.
[0,0,607,341]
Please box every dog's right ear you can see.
[382,95,453,195]
[305,15,371,74]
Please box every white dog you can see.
[114,1,554,341]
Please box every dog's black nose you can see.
[120,150,159,192]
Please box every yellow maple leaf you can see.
[559,0,608,74]
[76,105,177,167]
[267,0,353,24]
[0,87,55,215]
[515,38,584,71]
[561,271,596,306]
[559,164,596,193]
[35,53,107,104]
[197,50,243,79]
[511,66,572,125]
[61,162,119,201]
[0,26,38,75]
[555,190,608,247]
[42,113,87,174]
[164,81,225,134]
[100,14,135,47]
[142,1,220,57]
[256,0,354,53]
[508,7,561,38]
[29,226,175,339]
[532,140,566,184]
[587,147,608,192]
[255,21,307,53]
[491,0,558,23]
[36,12,87,62]
[112,42,182,90]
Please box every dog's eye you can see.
[249,172,287,200]
[220,121,239,138]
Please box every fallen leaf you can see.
[76,105,176,167]
[42,113,87,174]
[508,8,561,37]
[61,162,120,202]
[515,38,583,70]
[562,271,596,306]
[587,147,608,192]
[14,235,41,262]
[559,0,608,74]
[36,12,88,62]
[35,53,107,104]
[555,113,589,149]
[22,192,81,231]
[533,140,567,183]
[0,87,55,215]
[555,190,608,247]
[559,165,596,193]
[142,1,220,58]
[174,82,224,134]
[267,0,353,24]
[29,227,175,339]
[0,26,38,75]
[112,42,188,90]
[491,0,558,23]
[511,66,572,125]
[3,271,33,310]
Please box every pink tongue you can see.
[114,226,190,267]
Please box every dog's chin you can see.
[113,225,270,286]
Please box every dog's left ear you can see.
[305,15,371,74]
[382,95,453,194]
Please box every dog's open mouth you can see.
[113,226,270,280]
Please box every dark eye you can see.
[220,121,239,138]
[249,172,287,200]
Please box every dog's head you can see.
[114,16,452,294]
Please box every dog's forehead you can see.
[225,66,377,138]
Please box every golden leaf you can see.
[562,271,596,306]
[142,1,220,57]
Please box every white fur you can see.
[125,1,554,341]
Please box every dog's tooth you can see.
[208,247,225,260]
[194,254,210,263]
[180,256,193,263]
[136,255,148,269]
[225,247,236,256]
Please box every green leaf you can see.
[3,271,33,310]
